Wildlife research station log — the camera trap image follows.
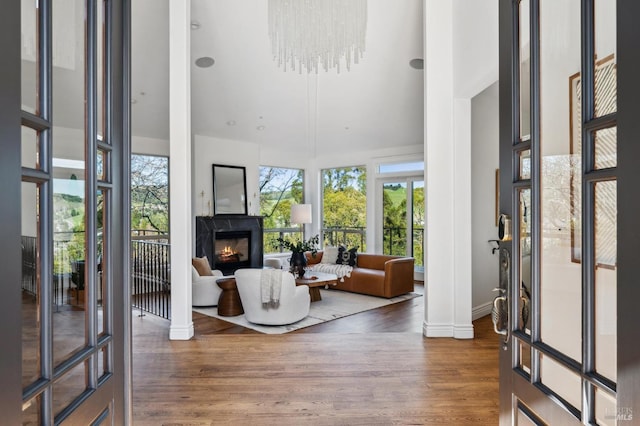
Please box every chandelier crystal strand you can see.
[268,0,367,74]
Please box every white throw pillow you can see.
[321,246,339,264]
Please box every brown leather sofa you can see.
[305,251,415,298]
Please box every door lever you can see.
[491,248,511,350]
[488,239,500,254]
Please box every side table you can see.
[216,276,244,317]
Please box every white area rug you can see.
[193,289,422,334]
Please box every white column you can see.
[423,0,473,338]
[169,0,193,340]
[452,99,473,338]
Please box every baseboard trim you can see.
[423,322,453,337]
[169,322,194,340]
[423,322,475,339]
[473,301,493,321]
[453,324,474,339]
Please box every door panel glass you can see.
[97,0,105,140]
[383,182,407,256]
[519,149,531,180]
[595,387,617,426]
[22,126,39,169]
[52,0,87,366]
[412,181,424,267]
[540,354,582,411]
[594,126,617,170]
[516,406,539,426]
[518,339,532,375]
[22,394,42,425]
[53,361,88,417]
[97,149,106,181]
[595,180,616,382]
[539,0,582,363]
[21,0,38,114]
[52,0,85,131]
[98,345,108,379]
[594,0,616,118]
[519,0,531,141]
[22,182,40,389]
[519,188,531,334]
[98,190,106,336]
[53,169,87,364]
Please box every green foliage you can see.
[322,166,366,192]
[321,166,367,249]
[276,234,319,255]
[323,188,366,228]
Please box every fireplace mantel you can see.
[195,216,263,275]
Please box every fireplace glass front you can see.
[214,232,250,265]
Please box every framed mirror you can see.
[212,164,248,215]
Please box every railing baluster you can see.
[130,237,171,320]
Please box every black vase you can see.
[289,252,307,278]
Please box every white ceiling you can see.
[131,0,424,155]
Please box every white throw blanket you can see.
[308,264,353,282]
[261,269,283,308]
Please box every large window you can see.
[259,166,304,253]
[322,166,367,250]
[131,154,169,236]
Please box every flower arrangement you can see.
[276,234,319,256]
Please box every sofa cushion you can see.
[192,256,212,276]
[336,246,358,266]
[320,246,339,264]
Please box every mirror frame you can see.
[212,164,248,215]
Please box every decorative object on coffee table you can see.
[276,234,319,278]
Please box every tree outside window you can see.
[131,154,169,237]
[259,166,304,252]
[322,166,367,250]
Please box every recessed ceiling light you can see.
[195,57,215,68]
[256,125,266,131]
[226,120,236,126]
[409,58,424,70]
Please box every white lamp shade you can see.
[291,204,312,225]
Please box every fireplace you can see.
[214,231,250,268]
[195,216,263,275]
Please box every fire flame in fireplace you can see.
[217,246,240,262]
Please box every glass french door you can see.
[380,178,424,267]
[0,0,130,423]
[497,0,640,424]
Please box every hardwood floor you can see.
[132,283,500,425]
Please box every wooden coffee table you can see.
[295,272,338,302]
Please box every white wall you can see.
[423,0,499,338]
[470,82,499,319]
[193,135,262,220]
[132,135,170,157]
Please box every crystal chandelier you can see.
[268,0,368,73]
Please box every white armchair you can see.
[263,257,284,269]
[192,266,224,307]
[234,268,310,325]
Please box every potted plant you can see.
[276,234,319,278]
